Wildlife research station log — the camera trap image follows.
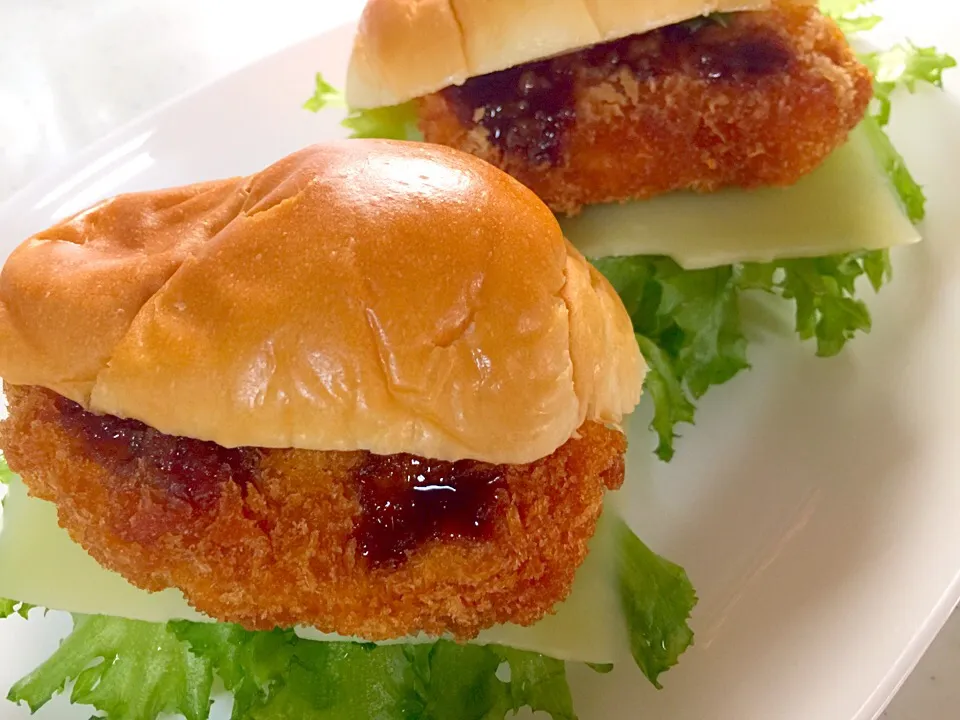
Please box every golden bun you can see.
[346,0,816,109]
[0,140,643,464]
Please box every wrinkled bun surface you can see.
[346,0,816,108]
[0,140,643,464]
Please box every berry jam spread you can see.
[442,20,792,165]
[354,453,505,567]
[695,37,794,79]
[445,58,577,165]
[56,396,255,510]
[55,396,505,566]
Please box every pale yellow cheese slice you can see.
[0,476,626,664]
[560,125,920,269]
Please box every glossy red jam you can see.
[354,453,505,567]
[55,396,505,566]
[443,19,792,165]
[56,396,256,510]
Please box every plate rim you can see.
[859,576,960,719]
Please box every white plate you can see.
[1,4,959,719]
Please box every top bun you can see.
[346,0,814,109]
[0,140,643,464]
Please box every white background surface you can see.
[0,1,957,718]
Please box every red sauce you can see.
[443,18,793,165]
[54,397,506,565]
[696,38,794,80]
[55,397,255,510]
[354,453,506,568]
[445,58,577,165]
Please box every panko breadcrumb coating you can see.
[1,383,626,640]
[417,2,873,215]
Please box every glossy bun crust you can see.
[0,140,642,464]
[345,0,816,108]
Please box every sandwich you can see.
[306,0,955,459]
[0,140,696,719]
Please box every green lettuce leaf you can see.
[819,0,871,13]
[594,256,748,460]
[616,521,697,687]
[634,336,696,462]
[172,621,576,719]
[857,40,956,221]
[827,0,956,221]
[342,103,421,141]
[303,72,346,112]
[4,614,575,720]
[494,646,577,717]
[756,251,890,357]
[7,614,214,720]
[175,623,422,719]
[820,0,881,33]
[304,73,421,140]
[0,598,32,620]
[0,455,13,486]
[867,42,957,103]
[859,39,956,220]
[860,117,926,222]
[836,14,883,33]
[595,251,891,459]
[0,517,697,717]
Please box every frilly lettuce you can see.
[8,615,214,720]
[6,619,570,720]
[1,522,694,719]
[304,74,420,141]
[594,249,891,460]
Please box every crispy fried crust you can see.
[1,384,626,640]
[417,4,873,214]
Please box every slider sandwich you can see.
[306,0,955,459]
[0,140,696,719]
[349,0,870,211]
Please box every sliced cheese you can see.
[0,477,627,664]
[560,125,921,269]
